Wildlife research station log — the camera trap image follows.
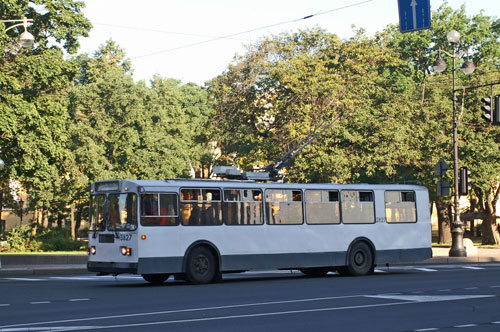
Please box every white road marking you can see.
[4,278,45,282]
[69,299,90,302]
[414,268,437,272]
[0,304,10,307]
[454,324,477,328]
[29,301,51,305]
[0,294,494,330]
[414,328,439,331]
[0,327,99,331]
[366,294,494,302]
[464,287,478,290]
[0,294,363,329]
[462,266,484,270]
[49,277,102,281]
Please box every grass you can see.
[0,251,86,255]
[432,235,500,249]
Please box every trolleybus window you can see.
[265,189,303,225]
[141,193,179,226]
[341,191,374,224]
[90,194,106,231]
[385,191,417,223]
[223,189,263,225]
[305,190,340,224]
[108,193,138,231]
[180,188,222,226]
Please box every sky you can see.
[77,0,499,86]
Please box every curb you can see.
[1,251,500,277]
[0,265,89,276]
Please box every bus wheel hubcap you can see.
[354,251,365,265]
[194,255,209,275]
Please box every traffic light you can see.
[481,96,493,122]
[459,167,471,196]
[482,95,500,123]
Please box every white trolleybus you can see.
[87,175,432,284]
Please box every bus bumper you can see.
[87,261,138,274]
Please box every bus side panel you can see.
[137,227,184,274]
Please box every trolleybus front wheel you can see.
[185,246,217,284]
[299,267,330,277]
[142,273,170,285]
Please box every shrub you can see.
[5,225,42,252]
[4,225,85,252]
[37,227,85,251]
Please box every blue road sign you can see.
[398,0,431,33]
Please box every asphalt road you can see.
[0,264,500,332]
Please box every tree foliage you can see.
[208,4,500,244]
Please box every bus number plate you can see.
[119,234,132,241]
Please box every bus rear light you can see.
[141,235,147,240]
[120,246,132,256]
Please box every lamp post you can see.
[0,158,4,239]
[432,30,475,257]
[18,199,24,226]
[0,17,34,48]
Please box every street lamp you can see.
[432,30,475,257]
[0,17,35,48]
[18,199,24,226]
[0,158,4,239]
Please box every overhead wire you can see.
[129,0,375,60]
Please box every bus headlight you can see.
[120,246,132,256]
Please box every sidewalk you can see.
[1,248,500,276]
[0,254,88,276]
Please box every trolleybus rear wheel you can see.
[346,241,373,276]
[185,246,217,284]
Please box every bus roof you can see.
[92,179,428,192]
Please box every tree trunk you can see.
[436,199,452,244]
[57,214,63,228]
[70,204,76,240]
[31,209,41,237]
[481,214,500,245]
[42,210,49,228]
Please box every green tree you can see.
[0,0,92,235]
[208,27,410,184]
[379,3,500,244]
[68,40,214,202]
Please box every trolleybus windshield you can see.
[90,193,137,231]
